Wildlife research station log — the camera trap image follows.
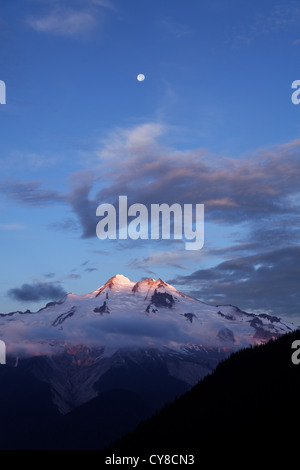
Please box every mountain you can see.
[111,330,300,457]
[0,274,297,449]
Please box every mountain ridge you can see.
[0,274,297,415]
[0,274,298,449]
[110,330,300,456]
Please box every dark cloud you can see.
[0,181,65,206]
[85,267,98,272]
[204,243,261,258]
[169,246,300,320]
[248,218,300,251]
[68,134,300,243]
[97,316,189,342]
[8,282,67,302]
[3,131,300,250]
[67,172,98,239]
[44,273,56,279]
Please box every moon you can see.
[137,74,145,82]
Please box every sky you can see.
[0,0,300,323]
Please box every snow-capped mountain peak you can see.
[133,277,170,294]
[106,274,134,286]
[93,274,135,296]
[0,274,297,414]
[0,274,296,354]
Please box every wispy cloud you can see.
[0,180,65,206]
[234,3,300,45]
[2,151,59,172]
[43,273,56,279]
[66,273,81,279]
[27,9,97,37]
[99,122,165,160]
[129,251,190,271]
[26,0,117,38]
[88,0,117,12]
[90,249,109,255]
[0,223,26,231]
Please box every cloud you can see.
[90,249,109,255]
[0,223,26,231]
[234,4,300,45]
[205,198,239,208]
[4,151,59,170]
[4,122,299,254]
[0,302,193,357]
[43,273,56,279]
[0,181,64,206]
[27,8,97,37]
[129,251,189,271]
[67,171,97,239]
[201,242,261,261]
[88,0,117,11]
[26,0,117,38]
[68,125,300,244]
[8,282,67,302]
[95,315,189,343]
[66,273,81,279]
[2,124,300,257]
[265,4,298,28]
[99,122,165,161]
[169,246,300,320]
[85,267,98,272]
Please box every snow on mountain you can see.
[0,274,297,413]
[0,274,295,353]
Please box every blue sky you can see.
[0,0,300,322]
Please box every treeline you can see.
[111,330,300,455]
